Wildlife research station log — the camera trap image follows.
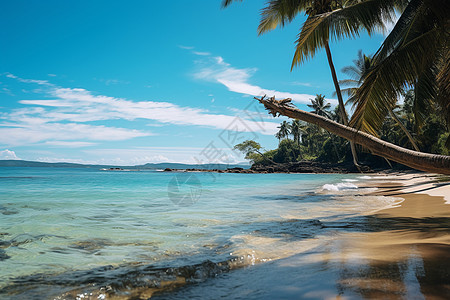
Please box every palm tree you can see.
[307,94,331,119]
[338,50,374,104]
[222,0,400,168]
[290,119,303,145]
[274,131,283,145]
[351,0,450,143]
[307,94,341,159]
[256,95,450,174]
[277,120,291,140]
[339,50,420,151]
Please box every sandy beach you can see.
[151,172,450,300]
[277,172,450,299]
[330,173,450,298]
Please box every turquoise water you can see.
[0,167,398,299]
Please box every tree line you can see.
[236,88,448,168]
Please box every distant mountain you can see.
[0,160,250,170]
[0,160,111,169]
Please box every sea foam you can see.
[322,182,358,191]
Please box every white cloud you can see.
[1,74,279,147]
[0,123,150,146]
[95,78,130,86]
[12,86,278,134]
[20,100,75,107]
[44,141,97,147]
[178,45,194,50]
[0,149,19,160]
[5,73,18,79]
[193,51,211,56]
[33,157,99,165]
[9,73,51,86]
[1,87,14,96]
[34,154,171,166]
[20,147,242,165]
[291,82,313,87]
[193,56,337,105]
[83,147,245,165]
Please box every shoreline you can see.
[152,172,450,299]
[162,161,381,174]
[367,172,450,204]
[341,172,450,298]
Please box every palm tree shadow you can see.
[386,182,450,196]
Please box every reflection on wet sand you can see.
[153,192,449,299]
[332,193,450,299]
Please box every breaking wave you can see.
[321,182,358,192]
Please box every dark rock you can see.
[250,161,369,174]
[164,168,172,172]
[230,167,244,171]
[225,167,244,173]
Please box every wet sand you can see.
[330,173,450,299]
[153,172,450,299]
[294,172,450,299]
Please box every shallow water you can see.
[0,167,400,299]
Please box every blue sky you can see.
[0,0,390,165]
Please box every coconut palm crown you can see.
[277,120,291,140]
[307,94,332,119]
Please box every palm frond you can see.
[258,0,312,34]
[339,87,357,97]
[221,0,243,8]
[341,66,362,80]
[292,0,397,68]
[351,27,442,135]
[338,79,358,87]
[413,62,437,128]
[351,0,448,135]
[374,0,449,62]
[345,94,358,106]
[373,0,426,62]
[436,44,450,138]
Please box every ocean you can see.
[0,167,401,299]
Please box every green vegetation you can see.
[236,90,448,168]
[223,0,450,174]
[233,140,274,164]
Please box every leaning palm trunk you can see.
[324,43,360,169]
[256,96,450,174]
